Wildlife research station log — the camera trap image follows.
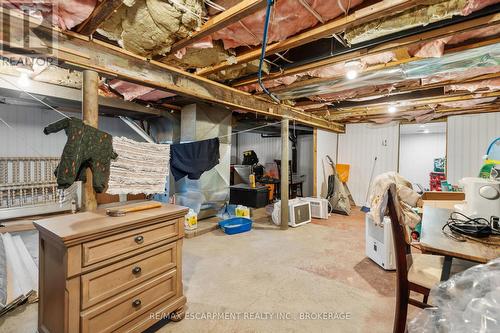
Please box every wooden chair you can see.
[274,159,304,198]
[386,185,445,333]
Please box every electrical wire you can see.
[204,0,226,12]
[442,212,500,241]
[218,120,285,139]
[257,0,280,104]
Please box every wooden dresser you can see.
[34,203,188,333]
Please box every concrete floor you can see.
[0,210,419,333]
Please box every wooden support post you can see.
[81,70,99,211]
[280,119,289,230]
[313,128,317,197]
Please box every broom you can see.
[360,157,377,213]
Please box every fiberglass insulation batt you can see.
[345,0,500,45]
[97,0,203,57]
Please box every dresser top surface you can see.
[34,202,188,243]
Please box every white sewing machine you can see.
[454,177,500,220]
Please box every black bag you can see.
[242,150,259,165]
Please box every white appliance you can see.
[272,199,311,227]
[304,197,329,219]
[365,214,396,270]
[454,177,500,220]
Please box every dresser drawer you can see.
[81,269,177,333]
[82,219,178,267]
[81,242,177,309]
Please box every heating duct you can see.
[176,104,231,219]
[274,43,500,101]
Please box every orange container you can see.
[336,164,350,183]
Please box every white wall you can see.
[315,129,338,198]
[399,133,446,189]
[447,112,500,184]
[237,133,284,166]
[338,123,399,205]
[297,134,313,197]
[0,105,145,157]
[236,132,314,197]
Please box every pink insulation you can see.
[5,0,97,30]
[238,51,396,93]
[174,37,215,60]
[461,0,500,15]
[309,84,396,103]
[109,80,175,102]
[421,66,500,85]
[445,78,500,92]
[410,25,500,58]
[238,74,302,93]
[438,97,497,108]
[211,0,364,50]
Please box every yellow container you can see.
[336,164,350,183]
[184,209,198,230]
[235,205,250,218]
[249,174,256,188]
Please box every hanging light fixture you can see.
[345,60,361,80]
[388,105,397,113]
[18,72,31,87]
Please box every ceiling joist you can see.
[0,10,343,132]
[267,37,500,97]
[232,12,500,88]
[75,0,125,36]
[196,0,424,76]
[168,0,267,54]
[328,91,500,120]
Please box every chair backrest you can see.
[387,185,412,286]
[274,160,292,182]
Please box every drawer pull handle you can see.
[132,299,142,308]
[134,235,144,244]
[132,266,142,275]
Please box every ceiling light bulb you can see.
[424,129,430,134]
[419,124,425,128]
[346,69,358,80]
[18,72,30,87]
[388,105,397,113]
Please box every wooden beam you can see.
[232,12,500,88]
[197,0,423,76]
[75,0,124,36]
[82,70,99,211]
[169,0,267,53]
[281,118,289,230]
[0,10,343,133]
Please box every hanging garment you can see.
[106,137,170,195]
[44,117,117,193]
[368,172,421,230]
[170,138,220,181]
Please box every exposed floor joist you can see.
[267,38,500,98]
[299,71,500,110]
[327,91,500,120]
[75,0,125,36]
[0,10,343,132]
[232,12,500,88]
[168,0,267,53]
[196,0,424,76]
